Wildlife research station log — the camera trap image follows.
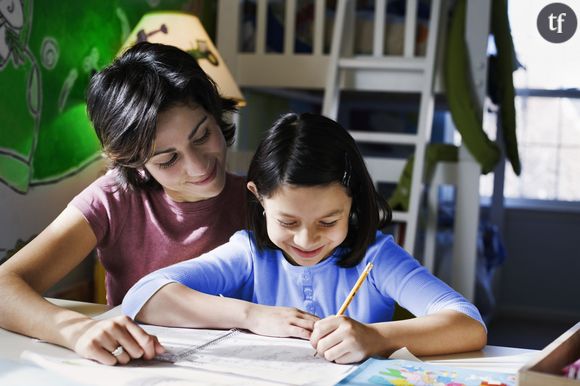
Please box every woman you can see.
[0,42,246,365]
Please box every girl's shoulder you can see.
[228,229,260,251]
[370,230,398,250]
[364,230,413,264]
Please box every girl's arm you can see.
[134,282,319,340]
[311,234,487,364]
[311,309,487,363]
[0,206,163,365]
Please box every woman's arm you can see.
[311,310,487,363]
[135,282,319,340]
[0,206,163,365]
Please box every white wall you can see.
[0,160,105,253]
[0,160,106,295]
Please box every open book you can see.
[337,357,518,385]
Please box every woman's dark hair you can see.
[246,113,392,267]
[86,42,237,189]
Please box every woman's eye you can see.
[158,154,178,169]
[191,128,210,145]
[320,220,338,227]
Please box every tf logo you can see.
[537,2,577,43]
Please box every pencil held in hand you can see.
[313,262,373,357]
[337,262,373,316]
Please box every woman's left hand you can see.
[310,315,381,364]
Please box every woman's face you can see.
[145,104,227,202]
[248,182,352,267]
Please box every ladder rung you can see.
[391,211,410,222]
[350,131,420,145]
[338,57,426,72]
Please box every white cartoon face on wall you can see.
[0,0,24,68]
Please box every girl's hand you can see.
[246,304,320,339]
[310,315,380,364]
[72,316,165,365]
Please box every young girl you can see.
[0,42,246,365]
[123,113,487,364]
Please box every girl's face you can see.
[249,182,352,266]
[145,104,227,202]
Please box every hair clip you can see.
[342,153,351,187]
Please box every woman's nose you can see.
[183,149,209,176]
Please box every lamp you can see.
[120,11,245,106]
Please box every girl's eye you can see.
[320,220,338,227]
[158,154,178,169]
[191,128,210,145]
[277,220,297,228]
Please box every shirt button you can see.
[303,286,313,300]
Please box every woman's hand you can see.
[310,315,381,364]
[245,304,320,339]
[72,316,165,365]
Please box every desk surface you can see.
[0,299,539,384]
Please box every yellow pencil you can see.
[337,262,373,316]
[314,262,373,357]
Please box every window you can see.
[479,1,580,202]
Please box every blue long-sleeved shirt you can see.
[123,230,485,328]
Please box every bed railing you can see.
[217,0,439,90]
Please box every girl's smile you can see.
[289,245,325,259]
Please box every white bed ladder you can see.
[322,0,444,255]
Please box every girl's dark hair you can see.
[246,113,392,267]
[86,42,237,189]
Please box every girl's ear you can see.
[247,181,262,203]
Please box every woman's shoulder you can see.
[77,172,131,200]
[224,173,246,197]
[70,171,145,214]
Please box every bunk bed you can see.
[217,0,491,302]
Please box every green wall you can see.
[0,0,214,193]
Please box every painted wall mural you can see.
[0,0,190,193]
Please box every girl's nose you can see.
[294,227,319,249]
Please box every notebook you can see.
[336,357,517,386]
[23,320,355,386]
[143,324,356,385]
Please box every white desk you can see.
[0,299,539,385]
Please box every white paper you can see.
[22,324,355,386]
[387,347,422,362]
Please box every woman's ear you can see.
[247,181,262,202]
